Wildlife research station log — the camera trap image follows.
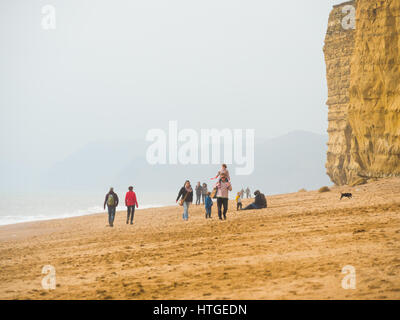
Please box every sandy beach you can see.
[0,178,399,300]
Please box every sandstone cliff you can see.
[324,0,400,185]
[323,1,356,185]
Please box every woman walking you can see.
[125,186,138,224]
[176,180,193,221]
[201,183,208,204]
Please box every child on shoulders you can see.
[212,164,230,181]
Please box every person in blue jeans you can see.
[176,180,193,221]
[183,201,190,220]
[204,192,213,218]
[104,187,119,227]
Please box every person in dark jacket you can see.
[195,182,202,205]
[242,190,267,210]
[104,187,119,227]
[176,180,193,221]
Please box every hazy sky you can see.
[0,0,342,170]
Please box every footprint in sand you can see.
[368,284,380,289]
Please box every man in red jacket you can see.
[125,186,139,224]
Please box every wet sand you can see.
[0,178,399,299]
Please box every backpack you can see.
[210,187,218,199]
[179,190,189,206]
[210,179,223,199]
[107,194,115,206]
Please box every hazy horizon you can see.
[1,1,343,196]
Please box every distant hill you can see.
[40,131,331,195]
[248,130,332,194]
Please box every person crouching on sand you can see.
[214,173,232,220]
[176,180,193,221]
[125,186,138,225]
[104,187,119,227]
[235,192,242,211]
[242,190,267,210]
[205,192,213,219]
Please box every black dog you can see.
[340,193,352,200]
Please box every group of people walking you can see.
[194,182,208,205]
[103,186,138,227]
[102,164,267,226]
[176,164,267,221]
[176,165,233,220]
[236,187,252,199]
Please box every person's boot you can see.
[130,220,133,225]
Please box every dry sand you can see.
[0,178,399,300]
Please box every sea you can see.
[0,191,177,226]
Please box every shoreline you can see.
[0,203,175,228]
[0,187,322,228]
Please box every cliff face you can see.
[324,0,400,185]
[323,1,356,185]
